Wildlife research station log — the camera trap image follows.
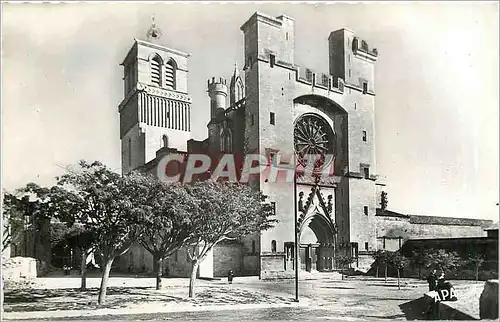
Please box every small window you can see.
[354,103,357,110]
[270,54,275,68]
[162,135,169,148]
[363,82,368,94]
[348,69,351,78]
[362,131,367,142]
[363,167,370,179]
[128,138,132,168]
[251,114,255,126]
[271,240,277,253]
[270,112,275,125]
[365,242,368,251]
[286,32,289,40]
[364,206,368,216]
[252,241,256,254]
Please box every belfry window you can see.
[151,55,162,86]
[271,240,277,253]
[165,59,176,90]
[363,82,368,94]
[162,135,168,148]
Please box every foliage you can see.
[132,173,198,289]
[387,251,410,270]
[54,160,144,304]
[467,253,485,281]
[387,251,409,290]
[183,180,277,297]
[423,249,462,273]
[2,183,52,253]
[380,191,388,210]
[372,249,390,264]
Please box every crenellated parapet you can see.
[352,37,378,62]
[207,77,228,119]
[294,66,345,94]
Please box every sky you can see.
[2,2,499,221]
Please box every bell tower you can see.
[119,18,192,174]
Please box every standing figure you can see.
[228,269,234,284]
[426,269,438,291]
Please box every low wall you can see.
[423,291,476,320]
[480,280,499,319]
[260,253,295,279]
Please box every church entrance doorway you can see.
[298,215,336,272]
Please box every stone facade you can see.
[117,12,494,279]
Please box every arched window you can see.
[162,135,168,148]
[220,128,226,152]
[271,240,277,253]
[151,55,162,87]
[225,130,233,152]
[165,59,176,90]
[236,81,244,102]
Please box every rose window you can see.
[294,114,334,167]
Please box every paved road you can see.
[36,307,372,321]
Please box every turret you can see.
[207,77,228,119]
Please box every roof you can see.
[484,222,499,231]
[376,208,493,227]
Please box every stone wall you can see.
[375,212,491,251]
[2,257,37,281]
[480,280,499,319]
[213,244,243,277]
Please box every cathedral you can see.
[115,12,492,279]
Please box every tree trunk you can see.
[188,260,199,298]
[397,269,401,290]
[155,255,163,290]
[376,265,379,278]
[97,258,114,305]
[475,265,479,282]
[80,250,88,290]
[384,263,388,283]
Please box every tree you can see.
[372,249,390,279]
[55,161,143,304]
[336,254,355,280]
[380,191,388,210]
[64,225,97,290]
[2,198,25,253]
[133,174,197,290]
[3,183,52,259]
[467,253,485,282]
[388,251,409,290]
[410,247,428,279]
[424,249,462,275]
[184,180,276,298]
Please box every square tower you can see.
[119,37,192,174]
[329,29,379,259]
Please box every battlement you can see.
[294,65,345,93]
[352,37,378,60]
[207,77,228,95]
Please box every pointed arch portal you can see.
[296,185,337,272]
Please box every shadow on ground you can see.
[4,285,289,313]
[399,296,478,321]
